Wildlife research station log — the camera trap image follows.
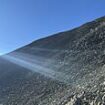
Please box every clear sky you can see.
[0,0,105,55]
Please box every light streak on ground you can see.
[2,52,71,84]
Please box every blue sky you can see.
[0,0,105,55]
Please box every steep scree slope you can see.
[1,16,105,105]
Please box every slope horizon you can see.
[1,15,105,56]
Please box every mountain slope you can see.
[0,16,105,105]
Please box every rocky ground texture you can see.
[1,16,105,105]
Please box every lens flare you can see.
[2,52,70,84]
